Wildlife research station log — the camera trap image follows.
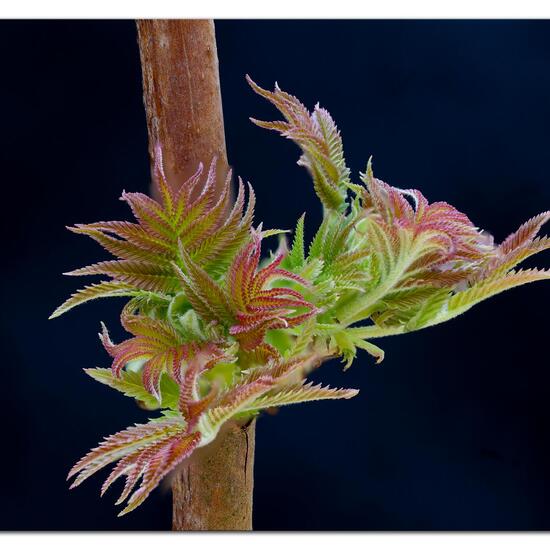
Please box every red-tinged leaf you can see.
[65,260,179,293]
[142,354,169,401]
[402,267,474,288]
[267,356,313,381]
[120,310,180,348]
[99,315,190,393]
[178,343,224,418]
[230,311,282,334]
[180,169,231,246]
[72,221,173,254]
[67,418,184,488]
[69,226,170,264]
[479,236,550,281]
[251,252,285,292]
[247,295,312,311]
[172,163,204,227]
[194,181,256,272]
[55,152,256,318]
[227,241,255,310]
[121,191,174,240]
[118,432,201,516]
[248,343,281,363]
[101,433,171,499]
[227,229,316,354]
[152,142,174,214]
[170,345,187,384]
[270,268,311,286]
[499,211,550,255]
[282,309,319,329]
[179,158,218,227]
[185,387,218,420]
[360,164,491,274]
[247,75,349,211]
[255,287,309,303]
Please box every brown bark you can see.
[172,420,256,531]
[136,19,228,190]
[136,19,255,531]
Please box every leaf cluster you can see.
[53,78,550,514]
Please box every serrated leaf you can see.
[261,228,290,239]
[287,213,306,269]
[405,289,451,331]
[174,245,233,324]
[419,269,550,329]
[85,368,179,410]
[202,378,273,441]
[53,153,255,318]
[247,76,349,212]
[67,418,185,489]
[50,281,139,319]
[286,316,316,358]
[244,381,358,411]
[447,269,550,320]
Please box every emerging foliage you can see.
[53,78,550,515]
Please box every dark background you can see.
[2,19,550,530]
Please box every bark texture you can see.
[172,420,256,531]
[137,19,228,189]
[136,19,255,531]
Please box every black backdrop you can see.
[3,19,550,530]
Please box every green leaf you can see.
[416,268,550,330]
[265,329,295,355]
[309,215,333,259]
[288,214,306,269]
[243,382,358,411]
[448,269,550,319]
[201,378,273,443]
[261,228,290,239]
[405,289,451,331]
[85,368,179,410]
[173,244,233,324]
[49,281,139,319]
[311,163,347,212]
[286,317,316,358]
[353,338,385,364]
